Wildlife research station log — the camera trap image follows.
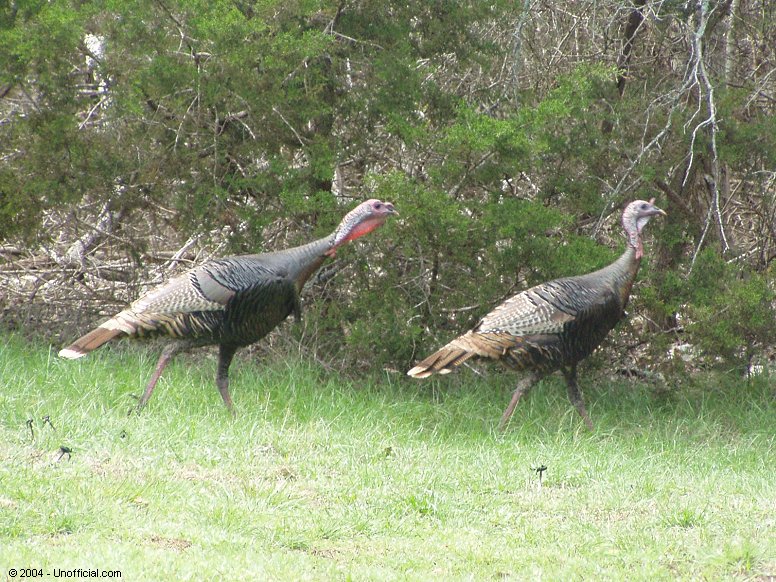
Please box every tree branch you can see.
[616,0,647,97]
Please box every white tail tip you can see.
[407,366,431,378]
[58,348,87,359]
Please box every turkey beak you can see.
[648,198,666,217]
[385,203,398,217]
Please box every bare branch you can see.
[616,0,647,97]
[687,0,730,273]
[56,201,127,271]
[272,106,308,147]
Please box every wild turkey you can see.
[59,199,397,413]
[407,199,665,430]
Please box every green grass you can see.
[1,334,775,580]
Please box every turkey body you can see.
[480,249,638,375]
[110,249,322,349]
[408,199,665,430]
[59,199,397,413]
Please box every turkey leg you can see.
[216,344,238,415]
[499,373,541,430]
[563,365,594,430]
[135,342,187,412]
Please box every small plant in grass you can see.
[400,490,440,518]
[715,537,762,576]
[662,507,705,529]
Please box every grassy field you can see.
[1,334,774,581]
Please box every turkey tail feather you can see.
[408,330,520,378]
[58,324,123,359]
[407,345,475,378]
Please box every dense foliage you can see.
[1,0,774,375]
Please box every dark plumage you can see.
[60,199,398,413]
[407,199,665,430]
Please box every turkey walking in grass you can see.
[407,199,665,430]
[59,199,398,414]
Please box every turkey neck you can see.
[600,244,641,308]
[587,211,645,307]
[259,234,337,291]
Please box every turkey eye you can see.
[640,204,648,209]
[375,202,382,209]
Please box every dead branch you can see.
[616,0,647,97]
[55,201,127,271]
